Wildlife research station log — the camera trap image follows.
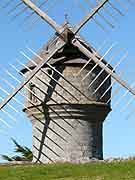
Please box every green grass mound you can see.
[0,160,135,180]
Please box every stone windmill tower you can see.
[21,22,112,163]
[0,0,134,163]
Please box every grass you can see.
[0,160,135,180]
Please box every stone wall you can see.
[24,62,111,163]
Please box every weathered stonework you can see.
[22,27,111,163]
[26,103,110,163]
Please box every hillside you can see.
[0,160,135,180]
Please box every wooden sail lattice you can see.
[0,0,135,162]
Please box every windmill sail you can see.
[0,0,135,163]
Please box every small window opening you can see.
[47,68,53,75]
[29,82,37,103]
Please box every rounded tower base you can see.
[25,102,111,163]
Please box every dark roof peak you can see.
[20,28,113,74]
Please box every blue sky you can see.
[0,1,135,161]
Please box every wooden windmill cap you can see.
[21,22,113,74]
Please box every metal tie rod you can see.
[72,38,135,98]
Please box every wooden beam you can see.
[74,0,109,34]
[22,0,64,34]
[0,40,66,110]
[22,0,109,35]
[72,38,135,97]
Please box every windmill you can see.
[0,0,135,163]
